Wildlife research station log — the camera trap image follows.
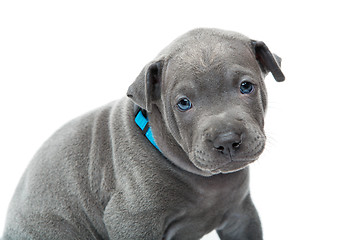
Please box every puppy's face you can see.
[127,28,284,176]
[161,42,267,174]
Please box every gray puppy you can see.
[2,28,284,240]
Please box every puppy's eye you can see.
[240,81,254,94]
[177,98,192,111]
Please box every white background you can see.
[1,0,359,239]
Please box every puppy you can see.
[2,28,284,240]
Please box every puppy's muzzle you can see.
[200,115,264,162]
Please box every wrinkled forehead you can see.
[164,41,262,90]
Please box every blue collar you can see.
[135,108,161,152]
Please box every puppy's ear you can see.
[127,60,164,112]
[251,40,285,82]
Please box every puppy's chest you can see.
[162,177,245,239]
[163,198,221,239]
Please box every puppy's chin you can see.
[189,151,260,176]
[197,159,257,175]
[208,160,256,174]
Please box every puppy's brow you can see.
[228,65,254,78]
[172,81,196,96]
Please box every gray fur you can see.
[2,28,284,239]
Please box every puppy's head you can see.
[127,28,284,176]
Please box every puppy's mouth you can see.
[189,139,265,175]
[208,158,256,174]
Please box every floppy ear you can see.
[251,40,285,82]
[127,60,164,112]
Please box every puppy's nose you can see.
[213,132,243,156]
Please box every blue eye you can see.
[177,98,192,111]
[240,81,254,94]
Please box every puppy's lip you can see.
[214,150,262,164]
[193,159,254,175]
[210,159,256,174]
